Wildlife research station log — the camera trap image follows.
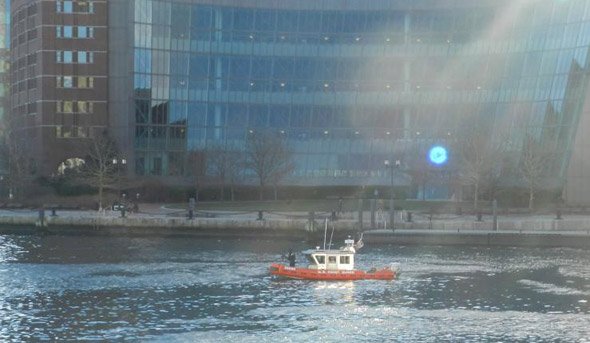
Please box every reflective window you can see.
[128,1,590,182]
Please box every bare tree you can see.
[456,126,505,210]
[206,146,227,201]
[0,116,35,199]
[82,132,120,211]
[245,131,294,200]
[520,133,552,211]
[206,146,244,201]
[407,150,430,201]
[226,150,244,201]
[186,149,206,202]
[270,163,294,201]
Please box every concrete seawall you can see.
[363,229,590,248]
[0,214,315,238]
[0,211,589,247]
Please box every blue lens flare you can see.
[429,145,448,165]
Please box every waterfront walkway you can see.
[0,204,589,247]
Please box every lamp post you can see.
[112,158,127,198]
[112,157,127,216]
[384,159,401,231]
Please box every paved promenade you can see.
[0,204,589,247]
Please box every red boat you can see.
[270,236,398,281]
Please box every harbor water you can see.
[0,233,589,342]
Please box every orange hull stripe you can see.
[269,263,395,281]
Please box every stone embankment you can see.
[0,208,589,247]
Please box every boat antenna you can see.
[328,220,335,250]
[323,218,328,250]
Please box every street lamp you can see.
[112,158,127,198]
[384,159,401,231]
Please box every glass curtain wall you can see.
[130,0,590,195]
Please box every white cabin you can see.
[303,238,356,271]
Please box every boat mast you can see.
[323,218,328,250]
[328,220,335,250]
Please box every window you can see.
[56,126,88,139]
[57,1,73,13]
[316,255,325,264]
[57,26,93,39]
[56,51,73,63]
[340,256,350,264]
[77,26,94,38]
[27,4,38,16]
[77,101,93,113]
[328,256,337,263]
[57,101,94,113]
[77,76,94,88]
[78,2,94,14]
[27,54,37,65]
[56,76,73,88]
[77,51,94,64]
[56,26,74,38]
[27,29,38,40]
[57,51,94,64]
[27,103,37,114]
[56,101,74,113]
[57,1,93,14]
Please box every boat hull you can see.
[269,263,395,281]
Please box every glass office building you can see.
[0,0,8,178]
[109,0,590,197]
[0,0,8,122]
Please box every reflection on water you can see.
[0,234,588,342]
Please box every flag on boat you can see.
[354,234,364,250]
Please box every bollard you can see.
[556,209,562,220]
[38,209,45,227]
[258,210,264,220]
[308,211,315,231]
[370,198,376,228]
[389,198,395,232]
[189,198,196,217]
[358,199,364,231]
[406,211,412,222]
[492,199,498,231]
[477,212,483,222]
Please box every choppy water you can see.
[0,234,589,342]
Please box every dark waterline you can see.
[0,234,589,342]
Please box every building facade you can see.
[0,0,9,179]
[109,0,590,199]
[10,0,108,175]
[10,0,590,202]
[0,0,9,126]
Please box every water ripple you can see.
[0,235,588,341]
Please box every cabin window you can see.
[340,256,350,264]
[328,256,337,263]
[316,255,325,264]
